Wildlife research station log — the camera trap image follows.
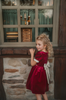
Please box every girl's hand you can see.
[29,48,35,55]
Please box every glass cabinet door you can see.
[4,28,18,42]
[38,0,53,6]
[38,27,53,42]
[38,9,53,25]
[38,0,53,42]
[2,9,17,25]
[20,0,35,6]
[20,9,35,25]
[21,28,35,42]
[1,0,55,44]
[1,0,17,6]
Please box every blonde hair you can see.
[36,33,54,57]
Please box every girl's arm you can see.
[31,53,37,66]
[29,48,37,66]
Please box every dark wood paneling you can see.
[0,49,1,55]
[0,58,4,76]
[58,0,66,46]
[2,49,13,54]
[0,58,6,100]
[0,47,37,55]
[54,47,66,99]
[54,0,66,98]
[14,48,28,54]
[54,57,66,99]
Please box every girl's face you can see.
[36,40,46,51]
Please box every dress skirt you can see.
[26,65,49,94]
[26,51,49,94]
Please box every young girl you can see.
[26,33,53,100]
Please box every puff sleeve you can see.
[34,52,42,63]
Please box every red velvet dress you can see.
[26,51,49,94]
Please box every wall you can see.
[2,57,54,100]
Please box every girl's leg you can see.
[42,93,48,100]
[35,94,42,100]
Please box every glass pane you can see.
[20,0,35,6]
[38,0,53,6]
[20,9,35,25]
[2,9,17,25]
[38,9,53,25]
[38,27,53,42]
[4,28,18,42]
[21,28,35,42]
[1,0,17,6]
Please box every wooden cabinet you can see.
[21,28,32,42]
